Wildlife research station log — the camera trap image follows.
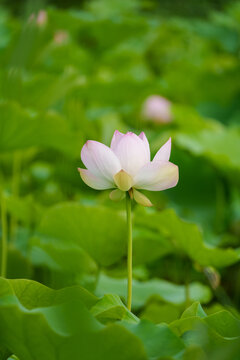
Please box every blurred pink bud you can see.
[54,30,69,45]
[36,10,48,26]
[78,131,178,199]
[142,95,172,124]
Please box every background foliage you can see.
[0,0,240,359]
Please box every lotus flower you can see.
[142,95,172,124]
[28,10,48,27]
[36,10,48,26]
[78,131,178,206]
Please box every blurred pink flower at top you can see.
[28,10,47,27]
[36,10,48,26]
[142,95,172,124]
[54,30,69,45]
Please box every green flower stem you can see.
[126,192,132,311]
[1,190,7,277]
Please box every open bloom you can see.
[78,131,178,206]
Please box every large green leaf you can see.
[175,125,240,176]
[181,301,207,319]
[170,303,240,359]
[135,208,240,268]
[170,301,240,340]
[90,294,138,324]
[124,320,185,360]
[0,277,148,360]
[96,273,212,310]
[168,302,240,359]
[9,278,98,310]
[0,101,79,156]
[0,278,199,360]
[133,228,173,266]
[140,302,181,324]
[31,202,127,268]
[31,235,97,274]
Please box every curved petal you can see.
[110,130,124,152]
[139,132,150,161]
[78,168,114,190]
[153,138,171,163]
[113,132,149,176]
[134,160,179,191]
[81,140,121,181]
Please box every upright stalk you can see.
[1,191,7,277]
[126,192,132,311]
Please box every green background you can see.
[0,0,240,359]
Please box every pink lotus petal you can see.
[139,132,150,161]
[81,140,121,181]
[134,160,179,191]
[78,168,113,190]
[153,138,171,163]
[110,130,124,152]
[113,132,149,176]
